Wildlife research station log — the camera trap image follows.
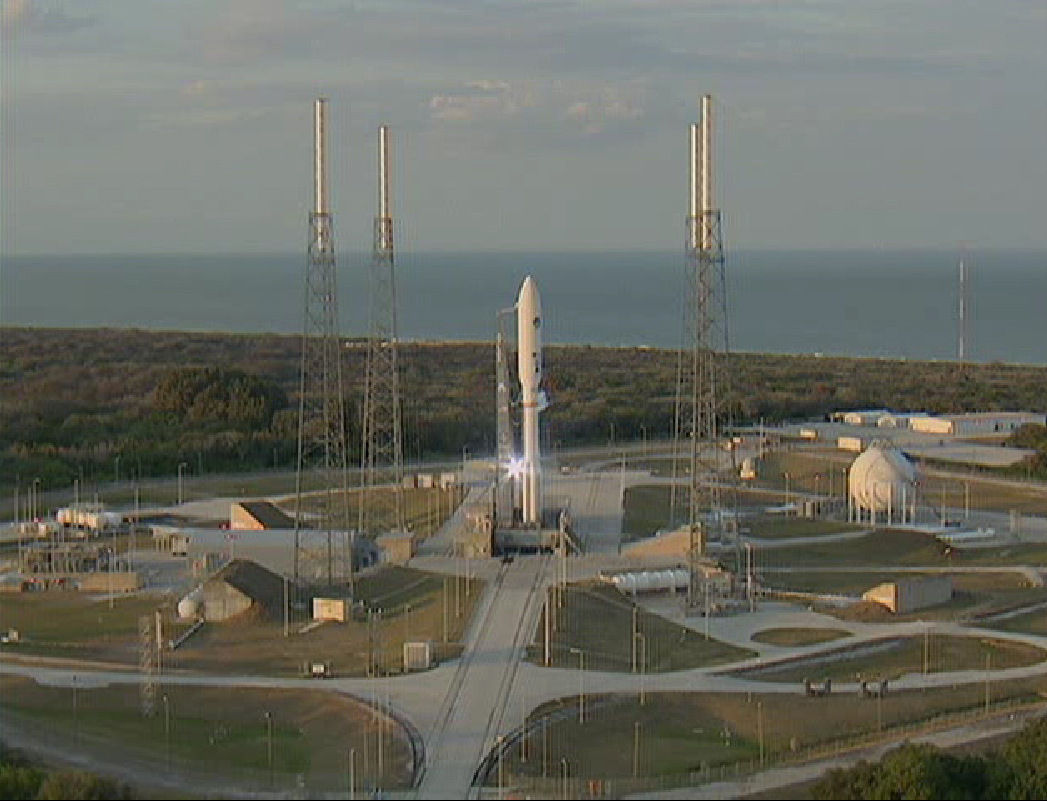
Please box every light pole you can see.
[72,675,79,743]
[633,721,641,778]
[631,605,638,673]
[265,710,273,788]
[634,632,646,705]
[783,471,790,510]
[32,477,40,521]
[569,647,585,723]
[177,462,187,505]
[348,746,356,800]
[561,757,569,800]
[757,700,765,765]
[163,693,171,772]
[114,455,121,484]
[497,734,505,798]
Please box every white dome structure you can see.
[848,442,917,524]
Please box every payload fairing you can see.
[516,276,546,525]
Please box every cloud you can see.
[425,78,649,148]
[180,79,212,98]
[2,0,97,39]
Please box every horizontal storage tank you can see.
[177,587,203,619]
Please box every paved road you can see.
[417,555,549,799]
[5,462,1047,799]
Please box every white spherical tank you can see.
[848,444,917,513]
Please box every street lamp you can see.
[569,647,585,723]
[162,694,171,771]
[634,632,647,705]
[32,477,41,521]
[265,711,273,788]
[497,734,505,798]
[348,747,356,800]
[115,455,121,484]
[177,462,187,505]
[757,700,765,765]
[561,757,570,800]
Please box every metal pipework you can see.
[701,94,712,250]
[378,125,392,250]
[689,122,699,250]
[314,98,328,216]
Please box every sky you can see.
[2,0,1045,255]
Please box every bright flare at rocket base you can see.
[516,276,546,526]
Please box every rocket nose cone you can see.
[517,275,540,314]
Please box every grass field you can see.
[0,676,412,796]
[760,450,1047,517]
[731,634,1046,683]
[749,628,850,647]
[528,583,756,672]
[0,565,484,677]
[756,568,1036,597]
[493,675,1047,788]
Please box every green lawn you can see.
[750,628,851,647]
[494,676,1047,789]
[0,677,412,796]
[730,634,1046,683]
[528,583,756,672]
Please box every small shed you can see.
[377,532,416,565]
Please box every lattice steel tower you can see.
[294,97,351,586]
[359,125,406,536]
[673,95,733,606]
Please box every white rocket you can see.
[516,276,546,525]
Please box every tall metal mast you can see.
[958,248,967,363]
[294,97,351,586]
[359,125,406,537]
[674,95,732,606]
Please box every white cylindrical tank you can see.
[848,444,917,513]
[177,588,203,619]
[673,568,690,590]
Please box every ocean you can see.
[1,250,1044,365]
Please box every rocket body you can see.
[516,276,544,525]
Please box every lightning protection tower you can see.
[359,125,406,537]
[672,94,734,607]
[294,97,351,587]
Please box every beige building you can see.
[909,412,1045,437]
[230,501,294,531]
[377,532,416,565]
[863,576,952,614]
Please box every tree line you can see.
[0,743,134,800]
[810,715,1047,799]
[2,327,1045,493]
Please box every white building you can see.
[909,412,1045,437]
